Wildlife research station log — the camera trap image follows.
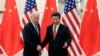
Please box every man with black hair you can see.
[41,12,72,56]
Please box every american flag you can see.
[62,0,83,56]
[20,0,37,28]
[19,0,37,39]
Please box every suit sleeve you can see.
[41,28,49,48]
[65,27,72,47]
[23,26,36,48]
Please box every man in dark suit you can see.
[23,11,42,56]
[41,12,72,56]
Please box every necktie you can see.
[35,24,39,34]
[53,26,56,40]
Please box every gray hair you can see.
[31,11,40,17]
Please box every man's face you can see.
[31,14,39,24]
[52,16,60,25]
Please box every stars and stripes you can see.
[62,0,83,56]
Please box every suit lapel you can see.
[37,24,40,36]
[55,24,62,41]
[30,22,39,35]
[50,25,54,40]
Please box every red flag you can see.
[94,24,100,54]
[0,24,1,44]
[79,0,100,55]
[1,0,23,55]
[0,24,3,54]
[41,0,57,42]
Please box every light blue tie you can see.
[35,24,39,34]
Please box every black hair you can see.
[51,12,61,19]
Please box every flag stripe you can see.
[73,9,80,23]
[62,18,77,56]
[65,13,78,41]
[65,14,79,37]
[71,12,80,34]
[63,17,80,54]
[71,41,80,56]
[62,18,81,55]
[71,33,82,55]
[62,18,78,55]
[67,11,80,35]
[64,16,82,54]
[63,13,82,55]
[25,13,31,22]
[68,47,74,56]
[71,9,80,27]
[22,14,29,23]
[63,14,82,55]
[70,44,77,56]
[64,13,82,54]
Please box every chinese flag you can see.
[41,0,57,42]
[0,24,3,54]
[0,24,1,43]
[1,0,23,55]
[79,0,100,55]
[94,24,100,55]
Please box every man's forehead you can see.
[31,11,40,16]
[52,16,59,18]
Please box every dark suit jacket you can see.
[23,22,41,56]
[42,24,72,56]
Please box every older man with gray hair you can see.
[23,11,42,56]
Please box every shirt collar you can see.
[53,23,60,28]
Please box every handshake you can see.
[37,45,42,51]
[36,42,68,51]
